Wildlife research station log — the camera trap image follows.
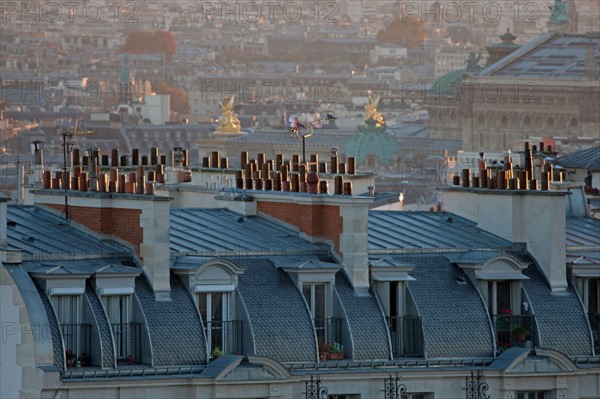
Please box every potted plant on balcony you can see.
[318,341,330,361]
[513,326,529,342]
[329,342,344,360]
[211,346,224,360]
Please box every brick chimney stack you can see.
[442,187,569,294]
[253,192,373,294]
[32,191,172,300]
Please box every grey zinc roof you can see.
[335,272,391,361]
[368,211,511,252]
[407,256,494,359]
[6,206,129,257]
[3,265,61,369]
[170,208,320,255]
[557,146,600,170]
[522,263,592,356]
[235,258,317,363]
[135,274,206,366]
[566,217,600,248]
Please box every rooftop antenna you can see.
[59,117,94,219]
[289,113,336,164]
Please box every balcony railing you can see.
[111,322,142,363]
[314,317,342,347]
[590,313,600,351]
[493,314,537,350]
[61,323,91,366]
[205,320,244,356]
[388,316,424,357]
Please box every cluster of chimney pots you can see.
[453,142,565,191]
[40,146,359,196]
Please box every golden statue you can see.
[218,96,241,134]
[364,92,385,128]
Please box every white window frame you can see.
[197,289,233,355]
[101,294,132,360]
[51,294,82,357]
[302,282,329,319]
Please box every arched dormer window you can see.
[279,259,342,355]
[174,258,245,358]
[455,254,535,350]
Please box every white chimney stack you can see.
[443,188,569,294]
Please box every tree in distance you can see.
[377,16,427,49]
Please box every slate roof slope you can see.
[235,258,316,363]
[135,274,206,366]
[6,206,128,257]
[34,280,67,370]
[557,146,600,170]
[85,281,116,368]
[368,211,511,251]
[521,263,592,356]
[406,256,494,358]
[335,272,391,360]
[170,208,319,255]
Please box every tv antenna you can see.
[289,113,336,164]
[59,118,94,219]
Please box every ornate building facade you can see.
[427,31,600,152]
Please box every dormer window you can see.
[95,264,142,363]
[279,259,342,353]
[29,265,90,365]
[370,257,423,357]
[174,258,244,357]
[457,254,535,349]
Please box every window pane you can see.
[487,281,494,314]
[497,280,512,313]
[314,284,325,319]
[590,279,598,314]
[390,281,398,318]
[303,283,312,311]
[198,293,207,323]
[211,293,223,322]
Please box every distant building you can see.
[369,43,408,64]
[428,32,600,152]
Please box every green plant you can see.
[211,347,224,358]
[331,342,344,354]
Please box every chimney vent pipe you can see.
[348,157,356,175]
[111,149,119,167]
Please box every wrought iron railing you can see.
[314,317,342,347]
[205,320,244,356]
[61,323,91,366]
[111,322,142,363]
[493,314,537,350]
[589,313,600,351]
[388,316,424,357]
